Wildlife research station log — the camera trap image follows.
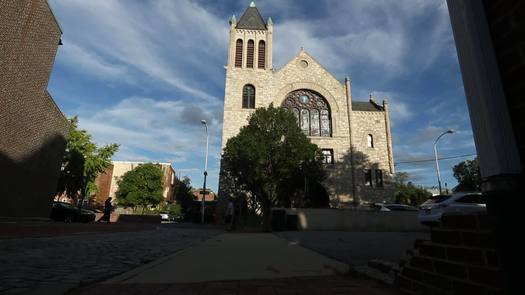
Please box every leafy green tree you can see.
[394,172,431,206]
[56,117,119,202]
[221,104,325,230]
[116,163,165,213]
[453,157,482,192]
[173,176,195,218]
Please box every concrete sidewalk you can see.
[106,233,349,284]
[68,233,391,294]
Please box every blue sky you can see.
[47,0,476,193]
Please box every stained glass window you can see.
[320,110,330,136]
[310,109,320,136]
[281,89,331,137]
[301,109,310,135]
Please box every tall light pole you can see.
[433,129,454,194]
[201,120,209,224]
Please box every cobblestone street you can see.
[0,225,221,294]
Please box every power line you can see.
[395,153,477,165]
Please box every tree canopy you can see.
[115,163,165,212]
[393,172,432,206]
[452,157,481,192]
[173,176,195,218]
[221,104,326,228]
[56,117,119,201]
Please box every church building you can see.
[220,2,395,206]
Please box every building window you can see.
[321,149,334,164]
[375,169,383,188]
[242,84,255,108]
[235,39,243,68]
[367,134,374,148]
[247,39,254,68]
[282,89,332,137]
[364,169,372,186]
[258,40,266,69]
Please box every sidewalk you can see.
[68,233,392,294]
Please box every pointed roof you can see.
[236,2,267,30]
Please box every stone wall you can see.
[0,0,68,218]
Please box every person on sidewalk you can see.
[225,197,234,231]
[97,197,113,223]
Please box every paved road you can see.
[0,225,221,295]
[276,231,429,266]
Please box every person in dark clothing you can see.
[97,197,113,223]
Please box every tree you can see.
[56,117,119,203]
[452,157,482,191]
[393,172,431,206]
[173,176,195,218]
[221,104,325,230]
[115,163,165,213]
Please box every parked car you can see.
[50,201,96,223]
[384,204,419,211]
[373,203,419,212]
[418,192,486,225]
[372,203,391,211]
[160,212,173,222]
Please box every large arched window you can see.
[258,40,266,69]
[242,84,255,109]
[282,89,332,137]
[235,39,243,68]
[247,40,254,68]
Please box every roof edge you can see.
[45,0,63,34]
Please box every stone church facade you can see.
[220,3,395,206]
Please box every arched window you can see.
[367,134,374,148]
[242,84,255,109]
[235,39,243,68]
[282,89,332,137]
[258,40,266,69]
[247,40,254,68]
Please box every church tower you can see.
[222,1,273,149]
[227,1,272,71]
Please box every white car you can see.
[160,212,172,222]
[418,192,486,225]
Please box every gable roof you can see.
[352,101,384,111]
[236,3,266,30]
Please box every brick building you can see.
[0,0,68,218]
[220,3,395,206]
[92,161,176,206]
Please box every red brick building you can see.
[92,161,176,206]
[0,0,68,218]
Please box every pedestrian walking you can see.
[97,197,113,223]
[225,197,234,231]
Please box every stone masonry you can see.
[0,0,69,218]
[220,3,395,205]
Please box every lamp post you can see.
[201,120,209,225]
[433,129,454,194]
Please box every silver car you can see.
[418,192,486,225]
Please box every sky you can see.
[47,0,477,193]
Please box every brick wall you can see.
[483,0,525,171]
[0,0,68,218]
[395,213,502,294]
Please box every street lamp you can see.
[201,120,209,225]
[433,129,454,194]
